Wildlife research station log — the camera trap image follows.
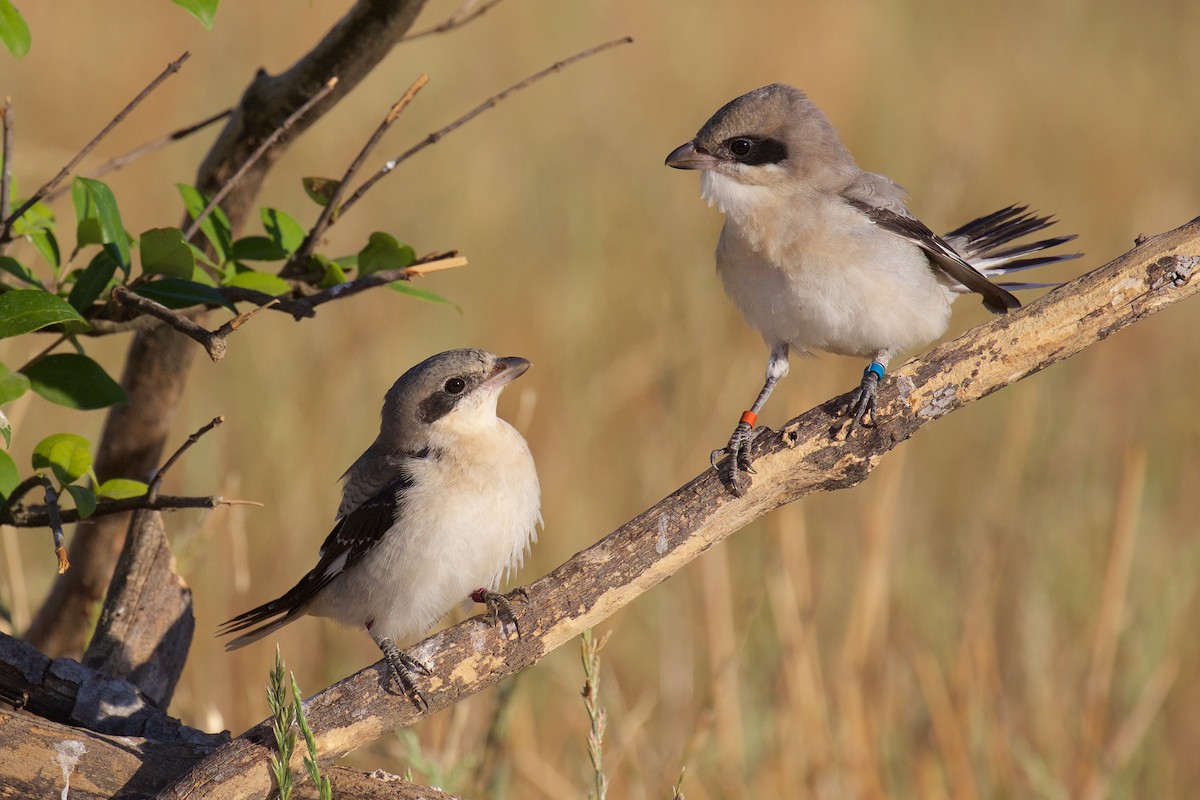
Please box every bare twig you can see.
[5,494,260,529]
[34,476,68,573]
[0,98,12,248]
[111,286,275,361]
[272,254,467,319]
[402,0,508,41]
[148,416,225,502]
[182,78,339,245]
[43,108,233,203]
[339,36,634,217]
[1,53,191,240]
[287,74,430,275]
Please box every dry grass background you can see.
[2,1,1199,797]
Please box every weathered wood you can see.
[83,511,193,707]
[0,708,456,800]
[0,633,225,748]
[155,221,1199,799]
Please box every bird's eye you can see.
[728,138,754,158]
[444,377,467,395]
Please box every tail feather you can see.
[944,204,1081,285]
[218,591,308,650]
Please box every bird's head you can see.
[666,84,855,214]
[381,349,531,449]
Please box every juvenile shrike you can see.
[666,83,1078,487]
[220,349,541,706]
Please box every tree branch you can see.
[0,52,190,240]
[338,35,634,218]
[3,493,257,529]
[287,74,429,275]
[402,0,507,41]
[158,220,1200,799]
[181,78,338,245]
[43,108,233,202]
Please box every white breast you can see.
[708,176,955,359]
[315,419,541,644]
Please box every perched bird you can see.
[220,349,541,706]
[666,83,1078,487]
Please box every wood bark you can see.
[148,222,1198,799]
[26,0,430,657]
[0,708,457,800]
[83,511,194,708]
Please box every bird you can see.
[219,348,542,707]
[665,83,1078,490]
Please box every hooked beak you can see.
[484,356,531,389]
[665,141,718,170]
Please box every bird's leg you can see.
[844,354,891,430]
[373,633,432,710]
[471,587,524,639]
[714,344,790,478]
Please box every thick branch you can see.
[0,708,453,800]
[0,633,224,747]
[82,511,195,707]
[160,221,1200,799]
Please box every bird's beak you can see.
[665,141,717,170]
[484,356,531,389]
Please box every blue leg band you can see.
[864,362,885,381]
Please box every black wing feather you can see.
[843,197,1020,314]
[218,473,411,644]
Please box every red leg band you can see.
[740,410,757,427]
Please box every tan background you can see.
[2,1,1199,796]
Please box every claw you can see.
[843,369,881,431]
[377,637,431,710]
[471,588,523,639]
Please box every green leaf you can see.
[96,478,148,500]
[301,177,340,207]
[358,232,415,276]
[135,278,236,312]
[23,354,127,410]
[140,227,196,279]
[0,410,9,447]
[225,271,293,297]
[310,254,346,288]
[387,281,454,307]
[177,184,232,264]
[11,201,60,269]
[232,236,288,262]
[73,177,130,268]
[32,433,92,484]
[0,255,43,288]
[0,290,86,338]
[0,0,31,59]
[260,208,306,255]
[0,362,31,405]
[0,450,17,498]
[67,248,119,312]
[170,0,218,30]
[66,484,97,518]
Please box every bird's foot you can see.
[841,363,883,432]
[711,414,767,496]
[377,637,432,710]
[471,587,525,639]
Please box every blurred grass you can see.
[1,0,1199,797]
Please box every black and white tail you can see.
[943,205,1081,292]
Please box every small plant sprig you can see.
[266,647,331,800]
[580,629,610,800]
